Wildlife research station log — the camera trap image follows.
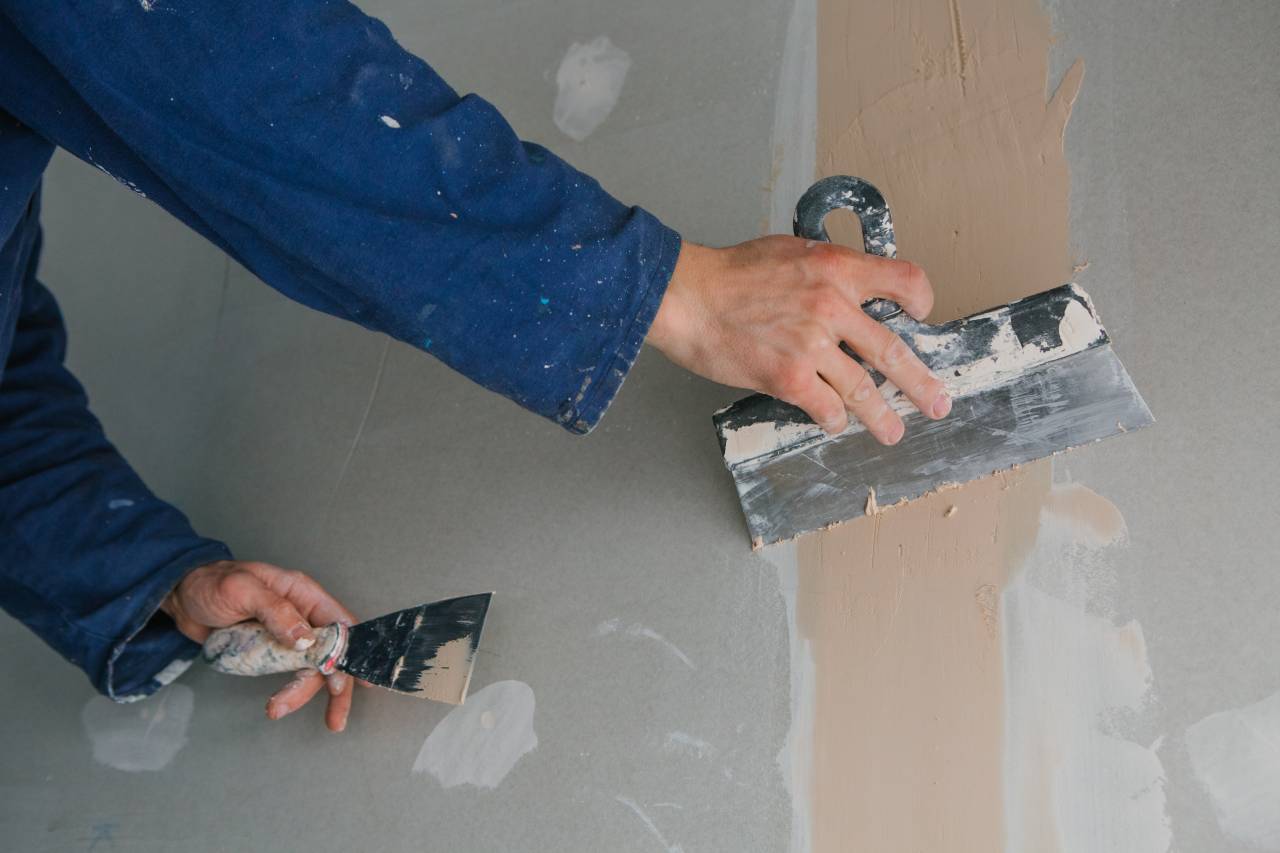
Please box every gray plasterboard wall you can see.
[1,1,1277,852]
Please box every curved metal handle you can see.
[793,176,901,322]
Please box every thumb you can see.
[236,575,317,651]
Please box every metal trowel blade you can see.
[338,592,493,704]
[713,284,1153,547]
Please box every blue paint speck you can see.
[423,338,432,349]
[539,297,550,306]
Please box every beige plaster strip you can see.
[793,0,1084,849]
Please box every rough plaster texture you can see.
[0,1,1277,851]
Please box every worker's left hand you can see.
[160,560,359,732]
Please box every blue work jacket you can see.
[0,2,681,701]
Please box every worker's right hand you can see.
[161,560,360,732]
[647,237,952,444]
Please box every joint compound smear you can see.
[770,0,1114,849]
[81,684,194,772]
[412,680,536,788]
[1185,688,1280,850]
[553,36,631,142]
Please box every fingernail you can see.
[932,392,952,418]
[266,701,283,720]
[290,624,316,651]
[327,673,348,696]
[335,717,348,733]
[886,421,905,445]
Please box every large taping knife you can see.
[713,176,1153,548]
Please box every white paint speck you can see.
[595,618,694,669]
[81,684,193,772]
[107,499,135,510]
[151,657,192,687]
[553,36,631,142]
[1186,687,1280,850]
[412,680,536,788]
[379,115,401,129]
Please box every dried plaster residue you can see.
[412,680,537,789]
[553,36,631,142]
[1002,484,1170,852]
[81,684,194,773]
[1185,687,1280,850]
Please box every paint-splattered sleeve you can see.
[0,1,682,433]
[0,199,230,701]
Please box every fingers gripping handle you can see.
[203,622,348,677]
[793,176,901,322]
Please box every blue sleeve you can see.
[0,196,231,701]
[0,0,682,433]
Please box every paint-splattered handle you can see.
[202,622,347,677]
[793,176,901,322]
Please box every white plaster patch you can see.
[1003,484,1171,852]
[412,680,536,788]
[595,618,694,668]
[553,36,631,142]
[379,115,401,129]
[81,684,194,772]
[1185,688,1280,850]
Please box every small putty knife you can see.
[202,592,493,705]
[714,176,1154,547]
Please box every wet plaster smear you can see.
[765,0,1170,850]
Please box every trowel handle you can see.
[793,176,901,322]
[202,621,348,677]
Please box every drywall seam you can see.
[767,541,814,853]
[784,0,1090,849]
[766,0,817,239]
[766,4,817,850]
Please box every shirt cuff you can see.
[560,220,682,434]
[104,542,232,702]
